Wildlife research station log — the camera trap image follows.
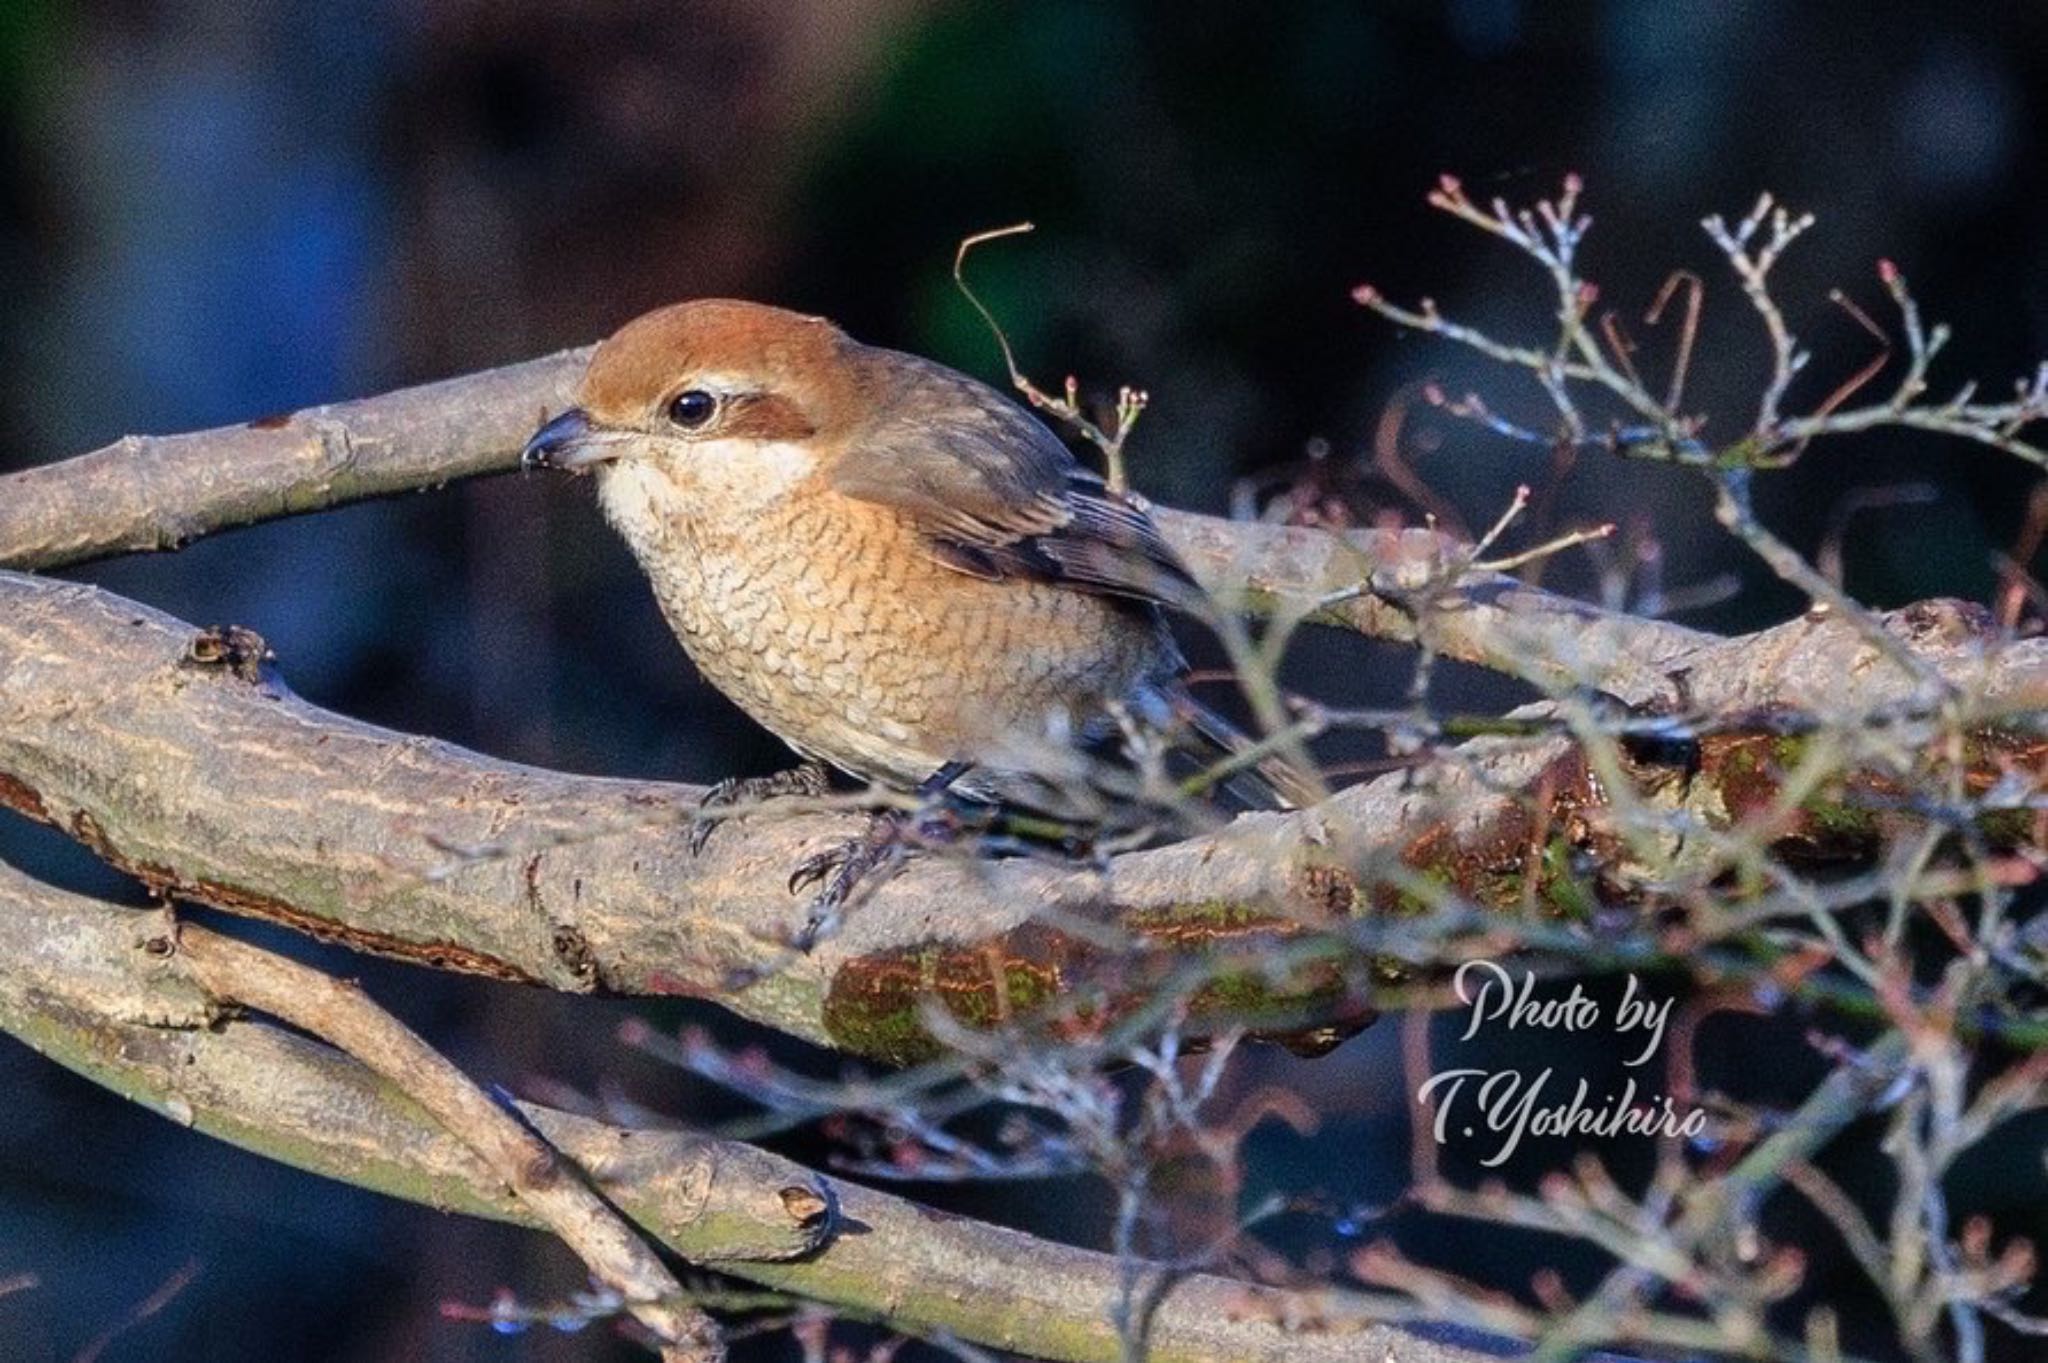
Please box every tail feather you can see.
[1172,694,1322,811]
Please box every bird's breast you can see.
[597,461,1174,788]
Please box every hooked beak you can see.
[522,408,620,472]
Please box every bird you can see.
[522,299,1310,941]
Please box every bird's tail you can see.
[1171,693,1322,811]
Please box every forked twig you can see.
[952,223,1149,495]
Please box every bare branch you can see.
[0,857,1506,1363]
[952,223,1148,496]
[0,333,1709,706]
[1361,181,2048,475]
[2,568,2042,1068]
[0,349,590,570]
[177,924,725,1361]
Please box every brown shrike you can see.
[524,300,1304,938]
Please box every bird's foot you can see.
[689,761,830,856]
[786,798,986,952]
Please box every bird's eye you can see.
[667,389,717,429]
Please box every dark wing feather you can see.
[828,351,1207,614]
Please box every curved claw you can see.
[688,777,743,857]
[786,812,913,951]
[687,818,718,858]
[688,762,829,857]
[777,766,986,952]
[786,847,843,895]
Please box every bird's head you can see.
[522,299,864,495]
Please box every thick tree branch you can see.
[0,569,1384,1056]
[0,858,1502,1363]
[3,568,2042,1068]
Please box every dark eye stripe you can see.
[720,393,818,443]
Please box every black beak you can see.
[522,408,609,470]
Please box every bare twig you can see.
[951,223,1147,495]
[1359,178,2048,475]
[71,1259,203,1363]
[1701,193,1816,438]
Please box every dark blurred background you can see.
[2,2,2045,1359]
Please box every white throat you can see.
[595,437,819,547]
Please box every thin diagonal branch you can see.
[176,923,725,1362]
[0,349,591,570]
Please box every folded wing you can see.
[828,350,1208,614]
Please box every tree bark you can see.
[3,346,2043,1363]
[10,566,2038,1065]
[0,858,1500,1363]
